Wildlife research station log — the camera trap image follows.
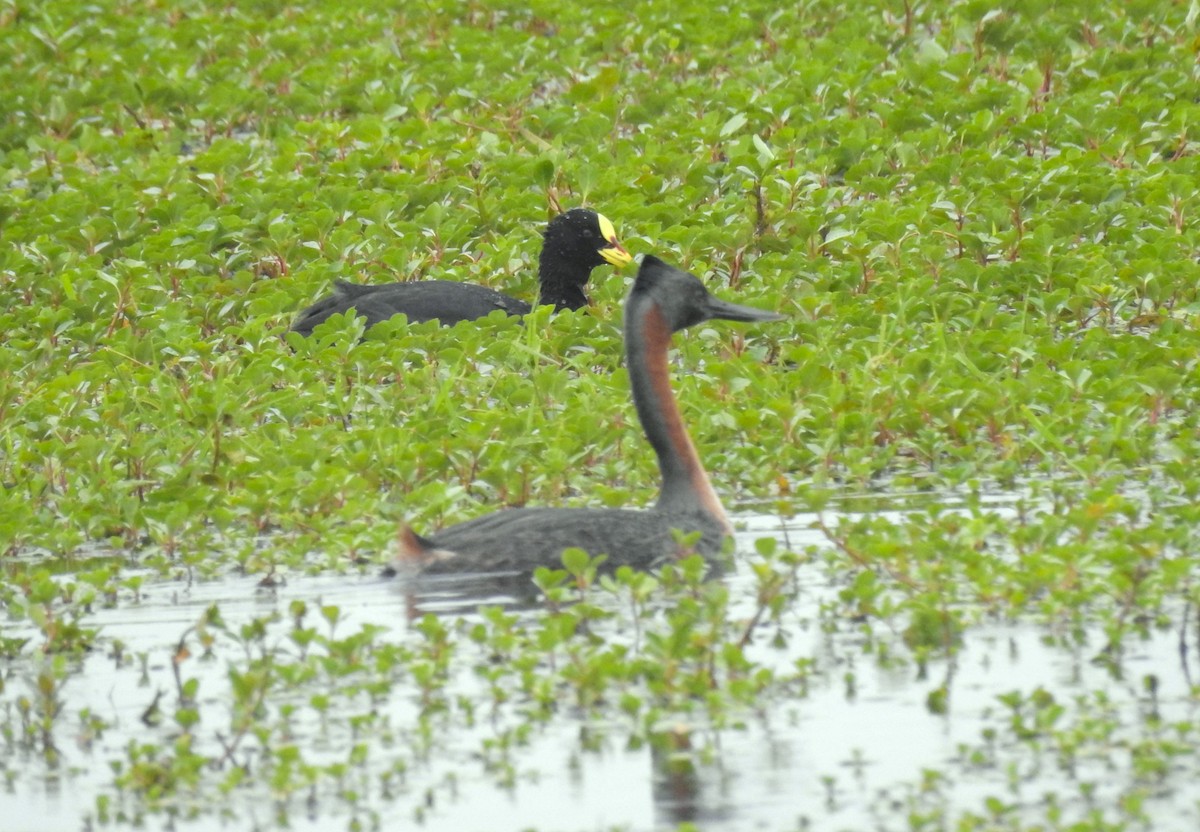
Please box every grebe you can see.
[394,255,784,575]
[290,209,631,336]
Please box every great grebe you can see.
[394,255,783,575]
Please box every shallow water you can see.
[3,495,1198,832]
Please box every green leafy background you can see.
[5,0,1197,567]
[2,0,1200,828]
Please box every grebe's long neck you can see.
[627,304,730,531]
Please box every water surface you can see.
[3,494,1197,831]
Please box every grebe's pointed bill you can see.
[702,294,786,324]
[596,213,633,268]
[633,254,785,327]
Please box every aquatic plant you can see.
[3,0,1200,829]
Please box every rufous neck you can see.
[626,303,730,530]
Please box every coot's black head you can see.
[541,208,632,281]
[629,254,785,333]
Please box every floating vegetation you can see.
[3,0,1200,829]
